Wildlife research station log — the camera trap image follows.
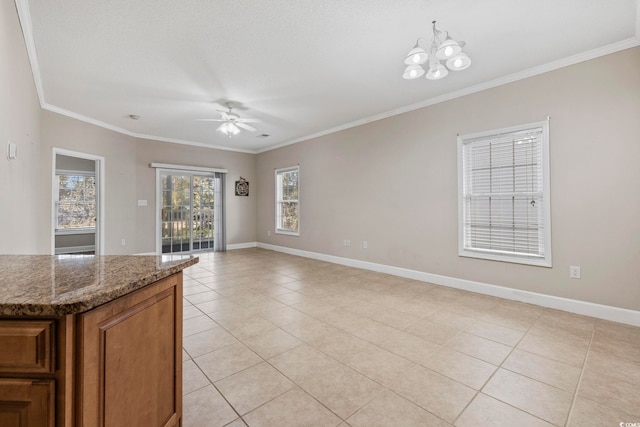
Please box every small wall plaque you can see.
[235,177,249,196]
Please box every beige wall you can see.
[42,112,257,254]
[257,47,640,311]
[56,154,96,172]
[3,0,639,311]
[0,0,44,254]
[1,1,256,255]
[41,111,138,254]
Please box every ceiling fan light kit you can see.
[197,102,259,138]
[218,121,241,136]
[403,21,471,81]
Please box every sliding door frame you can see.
[153,163,227,254]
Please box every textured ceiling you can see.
[17,0,640,153]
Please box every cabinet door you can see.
[76,274,182,427]
[0,379,55,427]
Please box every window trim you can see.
[457,120,552,267]
[275,166,300,236]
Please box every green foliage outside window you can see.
[277,168,299,233]
[57,175,96,229]
[161,174,216,250]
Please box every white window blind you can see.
[458,121,551,266]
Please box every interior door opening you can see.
[52,149,105,255]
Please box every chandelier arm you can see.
[413,37,429,49]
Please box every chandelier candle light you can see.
[403,21,471,80]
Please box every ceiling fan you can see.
[197,103,260,137]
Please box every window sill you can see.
[55,228,96,236]
[459,249,552,267]
[275,229,300,237]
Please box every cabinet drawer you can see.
[0,378,55,427]
[0,321,55,374]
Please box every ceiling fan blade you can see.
[196,118,225,122]
[236,118,260,123]
[236,122,257,132]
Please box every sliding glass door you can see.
[160,171,223,254]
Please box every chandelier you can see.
[403,21,471,80]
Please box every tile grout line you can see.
[450,308,552,426]
[188,334,313,425]
[184,251,637,426]
[270,297,459,424]
[189,291,354,423]
[189,356,246,423]
[563,327,595,427]
[260,352,354,423]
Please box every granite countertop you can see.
[0,254,198,316]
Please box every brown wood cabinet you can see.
[76,273,182,427]
[0,320,58,427]
[0,379,54,427]
[0,321,54,374]
[0,272,183,427]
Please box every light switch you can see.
[6,142,17,160]
[137,200,148,206]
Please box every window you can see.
[55,173,96,230]
[458,120,551,266]
[275,166,299,235]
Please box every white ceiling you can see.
[17,0,640,153]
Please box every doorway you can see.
[157,169,225,254]
[52,148,105,255]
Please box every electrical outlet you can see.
[362,241,368,249]
[267,230,271,236]
[121,238,126,246]
[569,266,581,279]
[343,240,351,247]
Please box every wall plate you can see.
[7,142,17,159]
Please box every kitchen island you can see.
[0,254,198,427]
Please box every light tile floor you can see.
[181,248,640,427]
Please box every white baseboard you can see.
[257,242,640,327]
[227,242,258,250]
[135,243,257,255]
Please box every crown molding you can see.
[15,0,44,106]
[637,0,640,39]
[42,104,255,154]
[16,0,640,156]
[14,0,255,154]
[256,37,640,153]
